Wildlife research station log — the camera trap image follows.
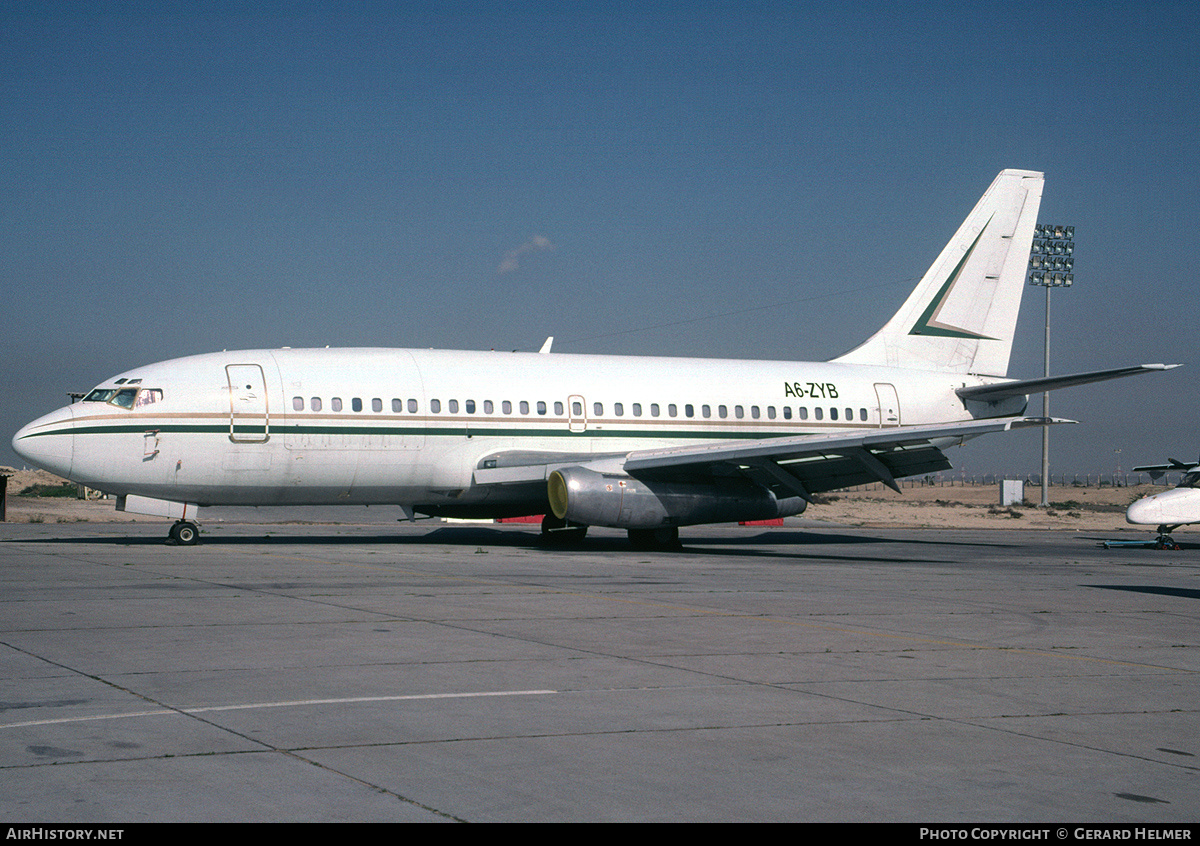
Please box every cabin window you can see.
[483,400,493,414]
[632,403,642,417]
[702,405,711,418]
[651,403,660,417]
[311,397,322,412]
[408,399,418,413]
[814,407,823,420]
[537,401,547,415]
[614,402,624,416]
[751,406,760,419]
[668,404,677,417]
[798,407,807,420]
[331,397,343,412]
[594,402,603,416]
[735,406,744,419]
[430,399,441,413]
[293,396,304,411]
[845,407,853,421]
[520,401,530,415]
[352,398,362,412]
[719,405,728,419]
[783,406,792,420]
[859,408,868,421]
[502,400,512,414]
[685,404,694,418]
[555,401,564,415]
[465,400,476,414]
[392,399,402,412]
[372,398,382,412]
[448,399,459,413]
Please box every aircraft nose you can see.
[1126,494,1162,526]
[12,406,75,478]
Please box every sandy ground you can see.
[1,465,1166,535]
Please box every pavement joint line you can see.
[0,689,558,731]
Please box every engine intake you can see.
[547,466,806,529]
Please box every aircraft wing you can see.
[473,416,1068,499]
[1132,458,1198,481]
[955,363,1179,402]
[622,416,1064,498]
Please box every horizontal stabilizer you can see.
[956,363,1180,402]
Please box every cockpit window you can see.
[134,389,162,408]
[1181,471,1200,488]
[83,387,162,408]
[111,388,139,409]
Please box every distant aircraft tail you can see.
[833,169,1044,377]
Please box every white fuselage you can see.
[1126,487,1200,529]
[13,347,1023,516]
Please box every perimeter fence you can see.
[850,472,1182,491]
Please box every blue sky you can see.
[3,1,1198,478]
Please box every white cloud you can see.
[498,234,554,274]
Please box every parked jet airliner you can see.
[12,169,1177,547]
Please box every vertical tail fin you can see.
[833,169,1044,376]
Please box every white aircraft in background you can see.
[1122,458,1200,549]
[13,169,1178,548]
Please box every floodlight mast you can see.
[1027,224,1075,507]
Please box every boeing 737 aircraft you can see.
[12,169,1178,547]
[1123,457,1200,549]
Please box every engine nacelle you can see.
[547,466,806,530]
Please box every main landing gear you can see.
[168,519,200,545]
[538,515,683,550]
[540,513,588,544]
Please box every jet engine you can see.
[547,465,806,529]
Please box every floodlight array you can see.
[1028,223,1075,287]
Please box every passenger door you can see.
[227,364,269,442]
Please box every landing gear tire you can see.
[628,526,681,551]
[169,520,200,546]
[540,514,588,545]
[1155,526,1182,551]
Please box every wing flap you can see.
[625,417,1053,472]
[624,416,1068,498]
